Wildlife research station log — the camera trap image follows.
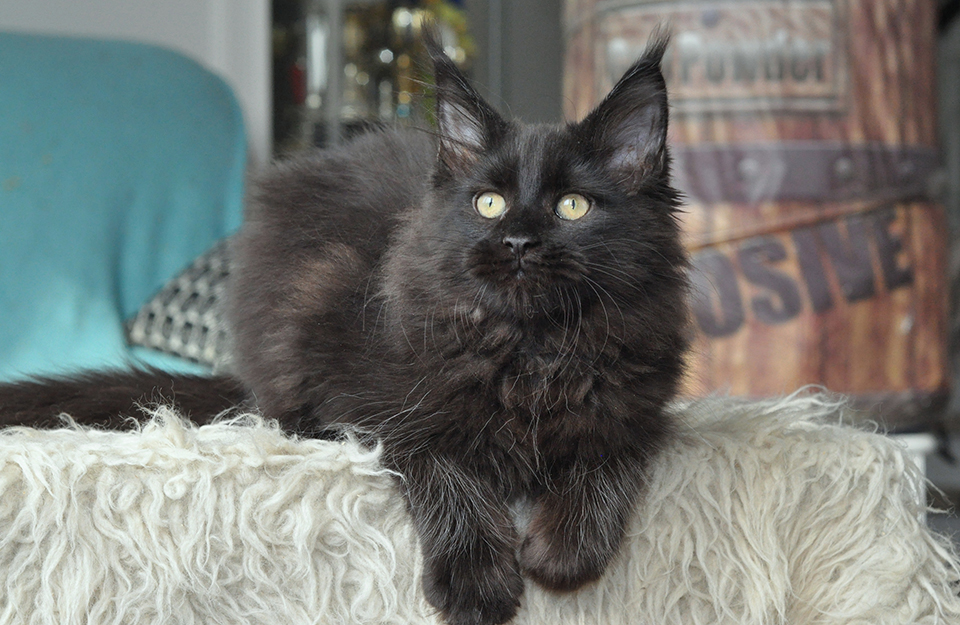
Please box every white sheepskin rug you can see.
[2,395,959,625]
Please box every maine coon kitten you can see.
[0,34,687,625]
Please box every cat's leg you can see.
[395,453,525,625]
[519,449,647,591]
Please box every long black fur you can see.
[0,34,687,625]
[0,368,246,429]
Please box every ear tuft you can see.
[576,32,671,191]
[425,25,507,173]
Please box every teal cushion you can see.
[0,32,246,380]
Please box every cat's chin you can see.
[477,281,570,320]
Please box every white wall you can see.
[0,0,272,166]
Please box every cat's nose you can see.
[502,235,539,256]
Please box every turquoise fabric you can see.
[0,32,246,381]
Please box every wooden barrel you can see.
[564,0,947,429]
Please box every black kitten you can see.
[0,34,687,625]
[233,33,687,624]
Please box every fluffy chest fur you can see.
[385,287,615,418]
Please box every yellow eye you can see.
[474,191,507,219]
[556,193,591,220]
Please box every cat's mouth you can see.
[484,253,541,285]
[463,246,592,319]
[467,242,582,305]
[468,248,528,283]
[468,238,587,283]
[512,258,529,280]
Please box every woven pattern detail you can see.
[125,240,231,368]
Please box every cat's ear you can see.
[424,29,507,173]
[576,34,671,191]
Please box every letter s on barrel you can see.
[689,205,914,338]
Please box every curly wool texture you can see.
[1,395,959,625]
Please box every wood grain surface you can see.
[564,0,947,424]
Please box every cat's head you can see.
[405,33,686,330]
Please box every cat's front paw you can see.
[422,555,525,625]
[519,523,611,592]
